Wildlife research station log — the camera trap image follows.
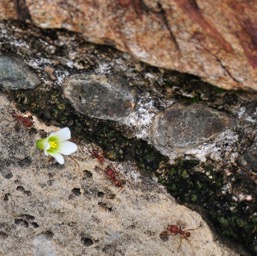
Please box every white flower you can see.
[36,127,77,164]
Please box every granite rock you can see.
[1,0,257,90]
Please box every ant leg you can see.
[114,186,124,195]
[177,236,191,251]
[178,235,183,250]
[183,235,194,251]
[106,186,124,199]
[184,223,203,232]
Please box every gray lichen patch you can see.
[0,54,41,90]
[151,104,233,154]
[63,73,135,121]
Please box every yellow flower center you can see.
[49,141,58,149]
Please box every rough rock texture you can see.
[239,140,257,174]
[63,74,135,121]
[0,20,256,255]
[1,0,257,90]
[0,94,238,256]
[0,55,41,90]
[151,104,233,154]
[0,0,17,20]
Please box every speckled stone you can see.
[0,54,41,90]
[239,141,257,173]
[151,103,233,153]
[63,73,135,121]
[1,0,254,90]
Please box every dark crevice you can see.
[16,0,32,22]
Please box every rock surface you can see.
[239,141,257,174]
[151,103,233,154]
[0,55,41,90]
[0,20,256,255]
[0,94,238,256]
[63,74,135,121]
[1,0,257,90]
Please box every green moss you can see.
[11,87,168,173]
[10,88,257,255]
[191,194,198,202]
[157,159,257,255]
[212,86,226,94]
[218,217,229,226]
[3,19,256,255]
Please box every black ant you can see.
[12,111,33,128]
[160,222,202,250]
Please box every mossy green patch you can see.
[10,88,257,255]
[11,87,167,173]
[157,159,257,255]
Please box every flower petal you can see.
[48,152,65,164]
[58,141,78,155]
[51,127,71,141]
[44,149,49,156]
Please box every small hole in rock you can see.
[97,191,105,197]
[72,188,81,196]
[19,214,35,221]
[47,179,54,186]
[3,193,10,201]
[43,231,54,240]
[16,186,25,192]
[18,157,32,167]
[98,202,112,212]
[28,128,37,136]
[31,222,39,228]
[48,173,55,178]
[25,190,31,196]
[15,219,28,227]
[16,186,31,196]
[81,237,94,247]
[83,170,93,178]
[0,231,8,240]
[2,171,13,179]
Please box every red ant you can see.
[12,111,33,128]
[104,165,126,188]
[103,165,127,197]
[91,149,105,165]
[160,222,202,250]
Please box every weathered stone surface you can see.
[0,55,41,90]
[33,234,56,256]
[63,74,135,121]
[1,0,257,90]
[0,93,238,256]
[151,104,233,154]
[239,141,257,174]
[0,0,17,20]
[0,20,256,255]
